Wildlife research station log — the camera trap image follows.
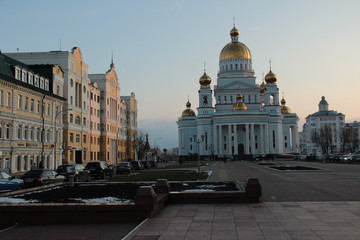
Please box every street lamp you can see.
[153,137,161,161]
[54,108,72,167]
[193,134,204,173]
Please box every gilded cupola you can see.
[265,69,277,84]
[182,100,196,117]
[280,97,292,114]
[219,25,252,61]
[232,93,248,111]
[259,81,266,94]
[199,72,211,86]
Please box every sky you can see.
[1,0,360,150]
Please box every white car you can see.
[340,154,352,162]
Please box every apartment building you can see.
[0,53,65,172]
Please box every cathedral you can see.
[177,25,299,160]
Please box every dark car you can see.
[21,169,66,188]
[56,164,91,182]
[116,162,133,174]
[0,170,24,192]
[85,161,113,179]
[130,161,142,171]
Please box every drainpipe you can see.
[40,94,46,169]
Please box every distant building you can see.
[342,121,360,153]
[177,25,299,161]
[0,53,65,172]
[122,92,138,160]
[301,96,345,155]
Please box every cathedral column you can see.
[250,124,255,155]
[292,125,299,152]
[219,125,223,156]
[228,124,232,155]
[260,124,264,155]
[213,125,218,155]
[234,124,238,155]
[265,124,270,154]
[245,124,249,154]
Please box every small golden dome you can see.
[182,101,196,117]
[281,106,292,114]
[259,81,266,94]
[265,69,277,84]
[280,97,292,113]
[199,72,211,86]
[230,26,239,36]
[232,94,248,111]
[219,42,252,61]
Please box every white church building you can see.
[177,25,299,160]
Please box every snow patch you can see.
[0,197,40,203]
[68,197,133,204]
[183,189,215,192]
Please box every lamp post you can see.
[193,134,204,173]
[54,108,72,167]
[153,137,161,161]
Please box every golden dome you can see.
[182,101,196,117]
[219,42,252,61]
[259,81,266,94]
[280,97,292,113]
[281,106,292,114]
[265,69,277,84]
[230,26,240,36]
[232,94,248,111]
[199,72,211,86]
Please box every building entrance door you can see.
[238,144,245,157]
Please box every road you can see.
[203,160,360,202]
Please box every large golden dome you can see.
[219,42,252,61]
[199,72,211,86]
[182,101,196,117]
[219,26,252,61]
[280,97,292,114]
[265,69,277,84]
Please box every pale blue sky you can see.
[1,0,360,149]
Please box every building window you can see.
[37,100,40,114]
[83,134,86,143]
[0,90,3,106]
[7,92,11,107]
[24,97,28,111]
[76,134,80,143]
[18,95,22,109]
[70,96,73,105]
[28,73,33,85]
[24,126,28,140]
[40,78,44,89]
[22,70,27,82]
[30,127,34,140]
[46,130,50,142]
[36,128,40,141]
[15,67,21,80]
[17,126,22,139]
[75,116,80,125]
[34,76,39,87]
[70,79,73,87]
[45,79,49,91]
[47,103,50,116]
[272,130,276,148]
[30,99,34,112]
[70,133,74,143]
[5,124,10,139]
[83,117,86,126]
[56,85,60,95]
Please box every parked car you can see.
[56,164,90,182]
[0,170,24,192]
[21,169,66,188]
[85,161,113,179]
[140,160,150,169]
[352,153,360,162]
[116,162,133,174]
[130,161,143,171]
[340,154,352,162]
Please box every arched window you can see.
[230,64,233,70]
[235,64,238,70]
[248,95,251,103]
[270,95,275,105]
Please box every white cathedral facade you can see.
[177,26,299,160]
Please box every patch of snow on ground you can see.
[198,185,227,189]
[183,189,215,192]
[69,197,133,204]
[0,197,40,203]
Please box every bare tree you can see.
[312,124,333,156]
[136,130,146,160]
[340,126,359,153]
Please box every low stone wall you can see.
[0,178,261,228]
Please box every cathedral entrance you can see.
[238,144,245,157]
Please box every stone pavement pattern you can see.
[127,202,360,240]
